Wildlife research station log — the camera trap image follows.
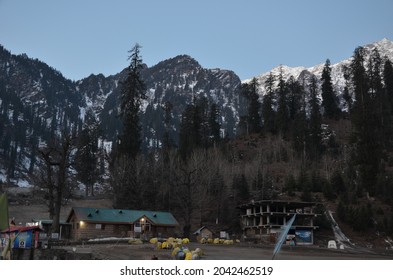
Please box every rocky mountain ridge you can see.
[245,38,393,110]
[0,38,392,186]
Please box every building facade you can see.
[239,200,319,245]
[193,226,214,242]
[66,207,179,240]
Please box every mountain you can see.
[1,38,393,186]
[92,55,243,148]
[0,45,242,185]
[245,38,393,110]
[74,54,243,151]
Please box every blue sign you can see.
[1,230,33,249]
[295,230,312,243]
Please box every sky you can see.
[1,0,393,81]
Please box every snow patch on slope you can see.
[243,38,393,102]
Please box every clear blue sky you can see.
[1,0,392,81]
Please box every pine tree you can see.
[287,76,303,121]
[208,103,221,145]
[293,111,308,158]
[118,43,146,159]
[384,59,393,113]
[75,109,100,196]
[111,43,146,209]
[292,84,307,160]
[276,66,289,137]
[232,174,250,204]
[162,101,174,164]
[179,102,202,161]
[330,170,346,194]
[241,78,262,134]
[321,59,340,119]
[382,58,393,150]
[342,65,353,113]
[262,72,276,134]
[297,167,312,201]
[196,97,210,149]
[307,76,322,159]
[350,46,380,196]
[370,49,392,151]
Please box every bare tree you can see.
[169,151,205,238]
[38,132,74,234]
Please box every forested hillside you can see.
[1,39,393,240]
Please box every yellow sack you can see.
[183,248,190,254]
[194,248,204,256]
[171,247,180,256]
[167,237,175,244]
[150,238,158,244]
[156,242,162,249]
[182,238,190,244]
[185,252,192,260]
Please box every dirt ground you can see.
[7,192,113,225]
[59,242,393,260]
[5,188,393,260]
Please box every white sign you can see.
[51,233,59,239]
[134,226,142,233]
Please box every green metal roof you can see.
[67,207,178,226]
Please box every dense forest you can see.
[1,43,393,238]
[106,44,393,237]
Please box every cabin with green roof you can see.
[66,207,179,240]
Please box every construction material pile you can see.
[127,239,144,245]
[199,237,240,245]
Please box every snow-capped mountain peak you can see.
[245,38,393,97]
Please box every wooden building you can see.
[66,207,179,240]
[239,200,319,245]
[193,226,214,242]
[30,219,72,240]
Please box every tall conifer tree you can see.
[350,47,380,195]
[241,78,262,134]
[118,43,146,159]
[263,72,276,134]
[208,103,221,145]
[384,59,393,113]
[75,109,100,196]
[307,76,322,159]
[321,59,340,119]
[276,66,289,137]
[112,43,146,209]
